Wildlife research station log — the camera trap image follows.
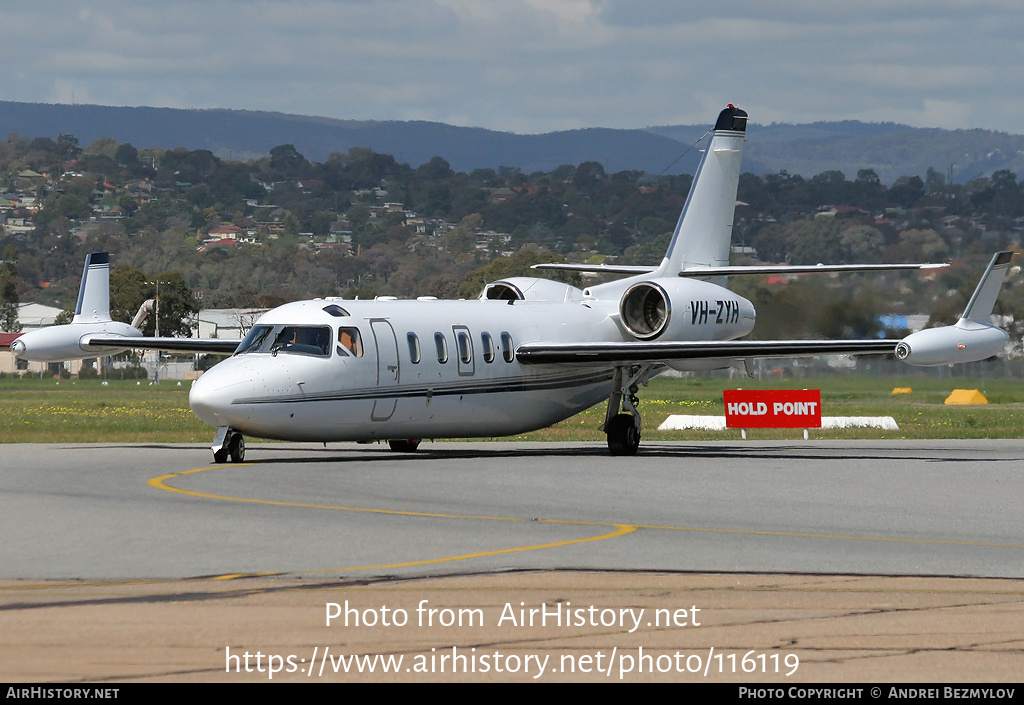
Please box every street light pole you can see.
[145,280,168,384]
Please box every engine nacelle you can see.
[10,321,141,362]
[482,277,584,303]
[895,320,1008,366]
[618,279,755,341]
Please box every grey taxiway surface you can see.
[2,440,1022,580]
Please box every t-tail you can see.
[896,251,1013,366]
[653,104,747,277]
[72,252,112,323]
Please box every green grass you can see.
[493,374,1024,442]
[2,374,1023,443]
[0,378,210,443]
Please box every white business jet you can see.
[10,106,1013,462]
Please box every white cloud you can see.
[3,1,1024,134]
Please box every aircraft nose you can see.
[10,339,25,357]
[189,368,249,428]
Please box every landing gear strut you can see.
[212,426,245,463]
[603,365,654,456]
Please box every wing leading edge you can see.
[515,339,896,365]
[85,335,240,355]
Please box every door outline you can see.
[371,319,399,421]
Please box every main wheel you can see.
[388,439,421,452]
[607,413,640,456]
[228,433,245,462]
[213,448,228,464]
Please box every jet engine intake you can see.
[619,282,670,340]
[619,279,756,342]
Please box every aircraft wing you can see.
[85,335,240,355]
[515,339,896,364]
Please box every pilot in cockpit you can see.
[337,327,362,357]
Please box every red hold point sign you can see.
[723,389,822,428]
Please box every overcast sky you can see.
[4,1,1023,135]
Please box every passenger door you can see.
[371,319,399,421]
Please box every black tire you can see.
[213,447,229,464]
[607,414,640,456]
[388,439,421,453]
[228,433,246,463]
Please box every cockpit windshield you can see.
[235,324,333,357]
[236,325,274,354]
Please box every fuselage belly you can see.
[224,376,613,442]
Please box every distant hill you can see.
[2,100,1023,183]
[0,101,697,175]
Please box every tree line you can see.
[2,132,1024,348]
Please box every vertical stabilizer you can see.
[655,105,747,276]
[72,252,112,323]
[961,251,1013,323]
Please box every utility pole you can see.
[146,280,168,384]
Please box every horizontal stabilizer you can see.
[678,262,948,277]
[532,262,947,278]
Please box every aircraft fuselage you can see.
[188,280,754,442]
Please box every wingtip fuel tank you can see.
[11,252,143,362]
[896,251,1013,366]
[895,319,1009,366]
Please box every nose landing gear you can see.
[212,426,246,463]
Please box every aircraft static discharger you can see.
[10,106,1013,462]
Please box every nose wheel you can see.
[212,426,246,463]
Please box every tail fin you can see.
[961,251,1013,323]
[72,252,112,323]
[655,105,747,276]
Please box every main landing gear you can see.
[212,426,245,463]
[388,439,421,452]
[603,365,655,456]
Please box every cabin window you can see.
[481,332,495,363]
[407,332,421,364]
[456,330,473,364]
[337,327,363,357]
[435,332,448,363]
[501,332,514,363]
